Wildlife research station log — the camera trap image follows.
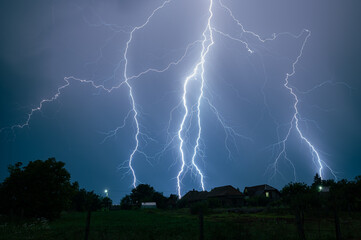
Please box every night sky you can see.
[1,0,360,202]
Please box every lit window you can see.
[265,192,269,198]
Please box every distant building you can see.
[208,185,244,206]
[181,185,244,207]
[244,184,280,200]
[181,190,209,204]
[141,202,157,209]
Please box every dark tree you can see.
[167,194,179,209]
[83,191,101,212]
[120,195,132,210]
[153,192,167,209]
[101,197,112,211]
[282,182,310,240]
[323,179,353,240]
[70,184,103,212]
[312,173,322,189]
[130,184,156,206]
[71,188,89,212]
[0,158,73,219]
[120,184,168,209]
[83,191,101,240]
[329,181,343,240]
[353,178,361,209]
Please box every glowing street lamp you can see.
[104,189,109,197]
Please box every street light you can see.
[318,186,323,192]
[104,189,108,197]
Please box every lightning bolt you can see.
[122,0,173,188]
[217,0,336,181]
[271,29,337,180]
[176,0,215,198]
[1,0,182,188]
[1,0,340,198]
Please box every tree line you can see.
[0,158,112,220]
[120,184,178,210]
[1,156,360,240]
[281,174,361,240]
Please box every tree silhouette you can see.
[130,184,156,205]
[0,158,74,219]
[282,182,310,240]
[120,184,169,209]
[101,197,112,211]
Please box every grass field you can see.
[1,209,360,240]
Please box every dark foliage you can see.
[245,196,271,207]
[120,195,132,210]
[120,184,178,209]
[190,201,209,215]
[84,191,102,212]
[153,192,168,209]
[70,187,103,212]
[101,197,112,211]
[0,158,74,219]
[281,182,310,240]
[130,184,156,206]
[71,187,88,212]
[280,174,361,240]
[0,158,106,220]
[167,194,178,209]
[282,182,310,210]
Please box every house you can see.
[181,185,244,207]
[141,202,157,209]
[207,185,244,206]
[244,184,280,200]
[181,190,209,204]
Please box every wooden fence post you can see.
[84,210,92,240]
[334,209,342,240]
[199,210,204,240]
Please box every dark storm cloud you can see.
[1,0,360,201]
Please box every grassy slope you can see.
[1,209,360,240]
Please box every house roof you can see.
[182,190,209,202]
[244,184,279,195]
[208,185,243,198]
[182,185,243,201]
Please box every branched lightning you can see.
[269,30,337,180]
[1,0,340,198]
[204,97,254,160]
[217,0,336,181]
[2,0,184,188]
[176,0,215,198]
